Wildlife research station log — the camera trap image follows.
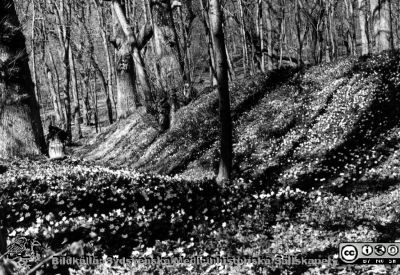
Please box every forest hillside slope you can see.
[77,51,400,193]
[2,51,400,274]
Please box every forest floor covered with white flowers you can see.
[2,51,400,274]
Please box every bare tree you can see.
[199,0,218,86]
[258,0,265,73]
[266,0,273,70]
[93,0,116,123]
[238,0,248,75]
[53,0,73,140]
[0,0,46,157]
[344,0,356,55]
[370,0,393,52]
[359,0,370,55]
[209,0,233,183]
[69,44,83,139]
[45,63,64,124]
[107,0,153,118]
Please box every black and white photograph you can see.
[1,0,400,274]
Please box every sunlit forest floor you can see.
[2,51,400,274]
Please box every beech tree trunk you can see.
[325,0,336,61]
[48,51,65,126]
[91,71,99,133]
[380,0,393,50]
[81,74,92,126]
[93,0,115,123]
[31,0,40,103]
[114,34,138,119]
[168,1,185,78]
[46,64,64,124]
[278,0,286,68]
[109,0,153,117]
[0,0,46,157]
[132,45,153,109]
[266,0,273,71]
[238,0,248,76]
[258,0,265,73]
[111,2,139,119]
[68,46,82,139]
[370,0,392,52]
[0,204,6,255]
[209,0,233,183]
[359,0,370,55]
[53,0,72,140]
[344,0,356,55]
[177,3,193,83]
[199,0,218,86]
[295,0,308,67]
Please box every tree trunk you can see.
[324,0,335,61]
[46,64,64,124]
[199,0,218,85]
[168,1,185,78]
[222,18,235,79]
[147,0,163,92]
[359,0,370,55]
[115,38,138,118]
[53,0,72,140]
[0,204,6,255]
[209,0,233,183]
[0,0,46,157]
[31,0,40,103]
[258,0,265,73]
[238,0,248,76]
[266,0,273,71]
[177,4,192,83]
[225,44,235,80]
[132,46,153,109]
[278,0,286,68]
[370,0,392,52]
[325,11,331,63]
[81,75,92,126]
[379,0,392,50]
[93,0,115,123]
[68,46,82,139]
[110,0,153,115]
[344,0,355,55]
[295,0,309,67]
[91,72,99,133]
[48,50,67,127]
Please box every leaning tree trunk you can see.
[0,0,46,158]
[209,0,233,183]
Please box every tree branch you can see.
[137,23,153,50]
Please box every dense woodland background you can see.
[12,0,400,135]
[1,0,400,274]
